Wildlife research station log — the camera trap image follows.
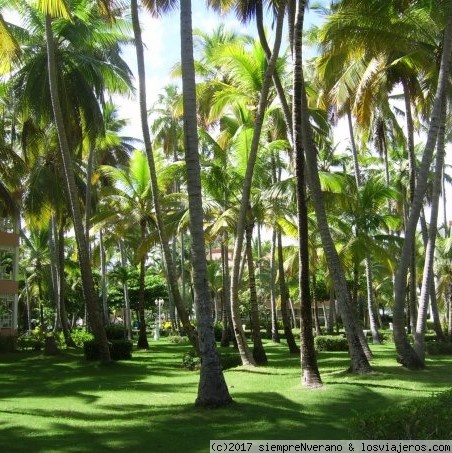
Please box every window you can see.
[0,295,14,328]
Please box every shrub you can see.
[83,339,102,361]
[105,324,127,340]
[168,335,189,344]
[71,329,94,348]
[17,329,45,351]
[0,335,16,352]
[83,339,133,361]
[314,335,348,352]
[219,350,241,370]
[109,340,133,360]
[425,341,452,356]
[182,349,201,371]
[350,389,452,439]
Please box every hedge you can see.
[84,339,133,361]
[350,389,452,439]
[314,335,348,352]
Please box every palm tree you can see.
[131,0,199,351]
[20,2,134,362]
[179,0,232,407]
[99,149,156,348]
[294,0,372,374]
[414,95,447,362]
[393,0,452,369]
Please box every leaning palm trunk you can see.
[245,218,267,365]
[402,79,418,335]
[180,0,231,407]
[255,0,293,143]
[230,0,286,367]
[45,15,110,363]
[294,0,372,374]
[393,1,452,369]
[131,0,198,352]
[414,97,447,362]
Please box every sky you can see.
[118,1,325,136]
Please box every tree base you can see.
[253,346,268,365]
[137,336,149,350]
[397,354,425,370]
[302,370,323,388]
[195,396,233,408]
[44,336,60,356]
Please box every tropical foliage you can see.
[0,0,451,406]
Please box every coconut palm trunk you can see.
[414,96,447,362]
[347,109,381,344]
[292,1,322,387]
[137,219,149,349]
[402,79,418,334]
[229,0,286,367]
[277,231,300,354]
[294,0,372,374]
[131,0,198,351]
[45,14,110,363]
[245,217,267,364]
[393,1,452,369]
[220,233,232,347]
[270,228,280,342]
[180,0,231,407]
[118,240,132,340]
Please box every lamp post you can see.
[154,298,164,340]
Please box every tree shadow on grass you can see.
[0,387,392,453]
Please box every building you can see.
[0,212,20,339]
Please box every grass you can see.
[0,339,451,452]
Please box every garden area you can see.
[1,0,452,449]
[1,337,451,452]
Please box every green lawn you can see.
[0,340,451,452]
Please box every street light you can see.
[154,298,164,340]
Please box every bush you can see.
[17,329,45,351]
[83,339,102,361]
[109,340,133,360]
[425,341,452,356]
[71,329,94,348]
[350,389,452,439]
[219,350,241,370]
[0,335,16,352]
[105,324,127,340]
[314,335,348,352]
[182,349,201,371]
[83,339,133,361]
[168,335,189,344]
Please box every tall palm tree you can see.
[294,0,372,374]
[99,149,155,348]
[414,95,447,361]
[179,0,231,407]
[130,0,198,351]
[226,1,286,367]
[41,3,110,362]
[393,0,452,369]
